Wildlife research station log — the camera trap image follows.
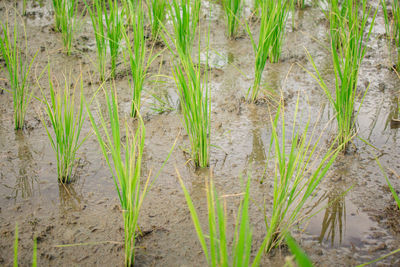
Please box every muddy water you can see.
[1,0,400,266]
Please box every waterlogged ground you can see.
[1,0,400,266]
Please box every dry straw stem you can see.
[0,11,38,130]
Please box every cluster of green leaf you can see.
[222,0,244,39]
[246,0,290,102]
[0,15,37,130]
[39,67,87,183]
[306,0,377,151]
[382,0,400,69]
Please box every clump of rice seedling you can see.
[222,0,244,39]
[0,15,37,130]
[104,0,123,78]
[122,0,161,117]
[57,0,82,55]
[256,99,341,253]
[169,28,210,168]
[52,0,63,31]
[22,0,27,16]
[146,0,167,41]
[39,67,87,183]
[177,170,268,266]
[85,0,123,80]
[306,0,377,151]
[167,0,201,56]
[85,0,107,81]
[246,0,290,102]
[382,0,400,70]
[86,84,148,266]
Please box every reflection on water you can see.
[248,127,266,164]
[228,52,234,64]
[389,96,400,129]
[314,189,346,246]
[58,183,83,213]
[13,132,37,200]
[306,184,378,248]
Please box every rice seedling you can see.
[52,0,63,31]
[122,0,161,118]
[85,0,107,81]
[57,0,81,55]
[0,15,38,130]
[170,28,210,168]
[22,0,27,16]
[381,0,400,70]
[167,0,201,56]
[13,223,37,267]
[14,223,18,267]
[221,0,244,39]
[39,67,87,183]
[305,0,377,151]
[103,0,124,78]
[86,84,148,266]
[284,234,313,267]
[177,170,268,266]
[246,0,290,102]
[375,159,400,210]
[255,99,341,254]
[146,0,167,41]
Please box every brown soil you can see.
[1,0,400,266]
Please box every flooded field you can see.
[0,0,399,266]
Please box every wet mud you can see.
[0,0,400,266]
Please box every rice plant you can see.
[122,0,160,118]
[0,16,37,130]
[86,84,148,266]
[57,0,81,55]
[170,28,210,168]
[104,0,124,78]
[177,170,267,266]
[246,0,290,102]
[85,0,107,81]
[284,234,313,267]
[13,223,37,267]
[22,0,27,16]
[381,0,400,70]
[255,99,340,254]
[306,0,377,150]
[52,0,63,31]
[167,0,201,56]
[146,0,167,41]
[221,0,244,39]
[39,68,87,183]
